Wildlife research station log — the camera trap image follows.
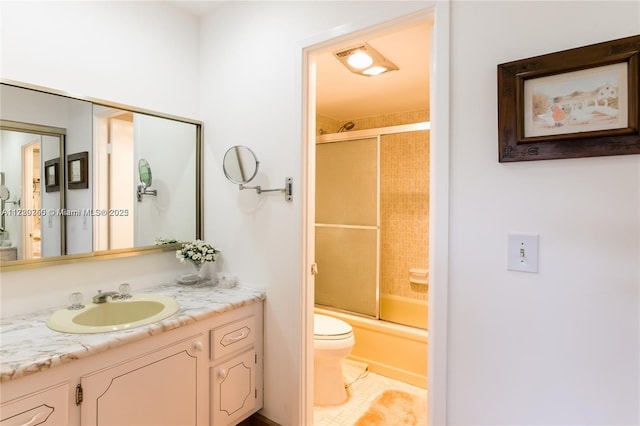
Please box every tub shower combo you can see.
[314,122,429,400]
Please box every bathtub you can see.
[315,303,428,389]
[380,293,428,330]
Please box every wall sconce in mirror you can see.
[67,151,88,189]
[137,158,158,202]
[223,145,293,202]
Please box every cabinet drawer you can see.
[0,382,68,425]
[210,316,255,360]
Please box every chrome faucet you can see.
[92,290,121,304]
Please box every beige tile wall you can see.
[380,130,429,301]
[317,109,429,135]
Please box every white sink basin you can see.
[47,294,179,334]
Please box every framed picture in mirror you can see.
[44,158,60,193]
[67,151,88,189]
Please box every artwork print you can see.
[524,62,628,138]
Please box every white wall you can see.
[198,2,430,423]
[0,1,200,118]
[0,1,200,312]
[1,1,638,425]
[447,1,639,424]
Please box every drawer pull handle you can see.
[21,411,48,426]
[221,328,250,346]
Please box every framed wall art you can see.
[44,157,60,193]
[498,35,640,162]
[67,151,88,189]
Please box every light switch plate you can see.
[507,233,539,273]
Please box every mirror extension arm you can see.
[239,177,293,202]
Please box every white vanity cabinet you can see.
[210,315,260,426]
[0,299,264,426]
[80,334,205,426]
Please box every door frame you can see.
[300,4,450,425]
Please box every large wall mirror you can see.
[0,82,202,270]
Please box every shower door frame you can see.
[315,122,430,320]
[315,134,381,319]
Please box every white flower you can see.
[156,237,178,245]
[176,239,220,264]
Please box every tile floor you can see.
[313,359,428,425]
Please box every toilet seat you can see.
[314,314,353,341]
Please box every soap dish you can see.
[177,274,198,285]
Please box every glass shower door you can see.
[314,137,379,317]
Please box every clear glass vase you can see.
[177,260,206,285]
[191,260,205,284]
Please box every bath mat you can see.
[354,389,427,426]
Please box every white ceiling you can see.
[168,1,226,16]
[315,21,431,121]
[168,1,431,122]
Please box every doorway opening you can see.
[22,140,41,259]
[93,108,135,251]
[304,10,447,424]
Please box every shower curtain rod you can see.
[316,121,429,144]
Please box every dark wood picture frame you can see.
[67,151,88,189]
[498,35,640,162]
[44,158,60,193]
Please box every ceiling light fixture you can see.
[334,42,399,77]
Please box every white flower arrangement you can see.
[155,237,179,245]
[176,239,220,265]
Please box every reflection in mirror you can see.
[0,82,202,268]
[0,174,10,247]
[0,126,65,259]
[0,184,9,200]
[93,105,198,251]
[139,159,153,188]
[223,145,259,184]
[137,159,158,202]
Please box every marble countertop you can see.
[0,283,266,383]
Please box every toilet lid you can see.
[314,314,353,340]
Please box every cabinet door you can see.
[0,382,68,426]
[210,350,257,426]
[80,334,204,426]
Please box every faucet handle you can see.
[118,283,132,299]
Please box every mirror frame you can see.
[0,79,203,272]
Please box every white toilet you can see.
[313,313,355,406]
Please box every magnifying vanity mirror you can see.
[0,185,9,201]
[223,146,259,184]
[0,81,202,269]
[137,159,158,201]
[222,145,293,202]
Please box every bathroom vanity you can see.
[0,284,265,425]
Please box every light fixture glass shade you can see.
[334,42,399,77]
[362,66,387,76]
[347,51,373,69]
